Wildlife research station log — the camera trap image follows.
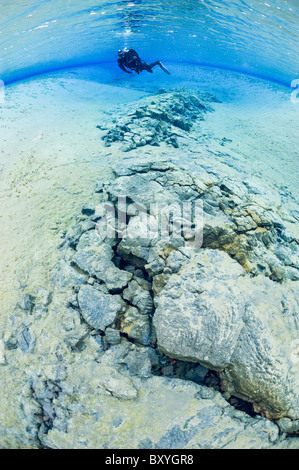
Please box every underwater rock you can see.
[76,230,101,250]
[78,285,124,331]
[123,349,152,378]
[16,326,36,353]
[100,88,214,150]
[67,159,298,421]
[123,280,153,315]
[120,306,151,346]
[73,246,113,277]
[105,328,121,345]
[81,204,95,217]
[2,329,18,351]
[103,266,133,293]
[277,417,299,435]
[108,160,298,283]
[154,249,299,419]
[55,259,88,288]
[80,218,96,233]
[100,374,138,400]
[64,224,83,249]
[74,248,132,292]
[18,294,35,313]
[154,250,246,367]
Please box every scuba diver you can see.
[117,49,171,75]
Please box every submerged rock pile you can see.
[98,88,219,151]
[2,157,298,449]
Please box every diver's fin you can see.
[158,62,171,75]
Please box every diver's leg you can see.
[141,62,153,73]
[149,61,171,75]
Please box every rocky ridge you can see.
[98,88,220,151]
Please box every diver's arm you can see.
[118,60,132,74]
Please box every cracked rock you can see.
[78,285,124,331]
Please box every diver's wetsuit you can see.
[117,49,170,75]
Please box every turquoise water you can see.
[1,0,298,86]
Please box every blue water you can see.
[0,0,298,87]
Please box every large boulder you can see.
[154,249,299,419]
[99,88,216,150]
